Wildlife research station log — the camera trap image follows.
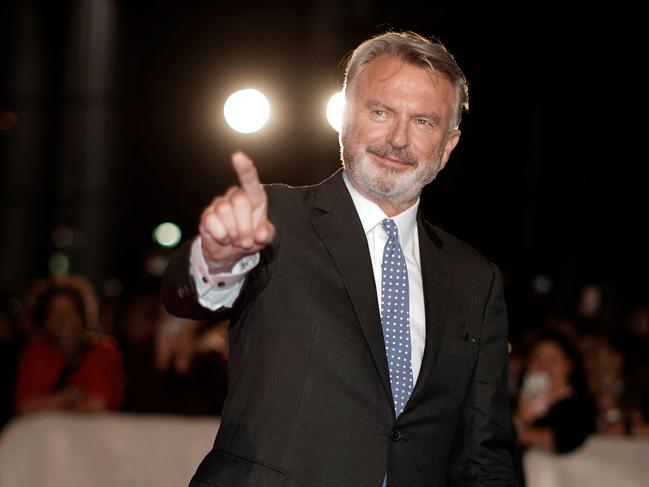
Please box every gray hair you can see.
[343,31,469,129]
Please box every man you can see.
[163,31,517,486]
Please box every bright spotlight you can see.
[153,222,182,248]
[224,89,270,134]
[326,90,345,133]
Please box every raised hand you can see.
[198,151,275,272]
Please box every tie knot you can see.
[381,218,399,241]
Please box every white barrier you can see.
[1,412,648,487]
[524,435,649,487]
[0,412,218,487]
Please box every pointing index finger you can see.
[231,151,265,207]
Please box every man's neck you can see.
[342,170,419,217]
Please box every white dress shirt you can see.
[189,171,427,383]
[341,173,426,384]
[189,236,258,309]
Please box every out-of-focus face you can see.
[341,54,460,215]
[44,293,84,351]
[528,340,573,390]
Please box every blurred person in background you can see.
[582,305,649,437]
[0,293,27,429]
[513,330,596,454]
[158,314,229,416]
[118,289,228,415]
[117,292,164,413]
[623,304,649,437]
[582,334,628,434]
[15,275,124,415]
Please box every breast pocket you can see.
[424,339,479,417]
[444,336,480,358]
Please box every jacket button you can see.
[178,286,189,298]
[391,429,402,442]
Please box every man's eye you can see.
[374,110,385,116]
[416,119,430,126]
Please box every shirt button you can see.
[217,281,226,288]
[391,429,402,442]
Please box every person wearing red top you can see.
[15,275,124,415]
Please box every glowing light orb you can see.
[49,252,70,275]
[224,89,270,134]
[153,222,182,248]
[326,90,345,133]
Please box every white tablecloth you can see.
[0,411,218,487]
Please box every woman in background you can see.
[514,330,596,453]
[15,275,124,415]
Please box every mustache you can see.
[366,145,418,166]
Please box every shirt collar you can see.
[342,170,419,246]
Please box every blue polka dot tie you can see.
[380,218,414,417]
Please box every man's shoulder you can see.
[264,170,341,193]
[264,182,313,199]
[263,182,317,218]
[264,170,345,211]
[420,218,497,275]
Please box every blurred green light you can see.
[153,222,182,248]
[49,252,70,275]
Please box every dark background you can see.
[2,0,648,333]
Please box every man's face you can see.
[341,54,460,212]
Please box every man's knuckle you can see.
[214,201,232,216]
[230,191,249,207]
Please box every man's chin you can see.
[366,177,417,203]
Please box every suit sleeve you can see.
[162,225,279,323]
[448,264,518,486]
[161,240,229,322]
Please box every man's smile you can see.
[367,147,416,169]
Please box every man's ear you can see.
[339,99,352,145]
[438,129,461,171]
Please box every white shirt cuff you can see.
[189,237,260,310]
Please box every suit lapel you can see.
[404,214,451,412]
[307,173,451,417]
[309,172,395,411]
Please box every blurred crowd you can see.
[0,274,229,431]
[0,271,647,482]
[507,280,649,485]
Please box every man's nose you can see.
[387,117,410,150]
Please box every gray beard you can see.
[341,138,440,205]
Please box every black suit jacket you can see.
[163,170,516,487]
